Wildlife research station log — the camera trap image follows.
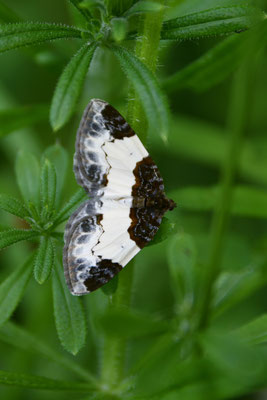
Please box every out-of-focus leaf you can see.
[15,150,40,207]
[0,194,28,219]
[0,369,95,391]
[0,1,20,23]
[101,274,118,296]
[168,116,267,186]
[42,144,68,207]
[124,1,164,17]
[161,6,263,40]
[68,0,92,22]
[0,256,33,327]
[0,23,83,53]
[52,261,86,355]
[40,159,57,215]
[133,334,211,397]
[111,17,128,42]
[163,21,267,93]
[211,265,267,319]
[79,0,106,15]
[200,330,263,384]
[0,321,94,381]
[0,104,49,138]
[147,217,177,247]
[167,233,197,305]
[50,42,97,131]
[237,314,267,345]
[171,185,267,219]
[97,308,171,338]
[0,229,39,251]
[34,237,55,284]
[163,34,246,92]
[111,45,169,141]
[53,189,87,226]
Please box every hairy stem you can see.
[100,1,165,392]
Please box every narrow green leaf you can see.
[167,116,267,186]
[0,229,39,251]
[111,45,169,141]
[50,42,97,131]
[171,185,267,219]
[40,159,57,213]
[0,1,20,23]
[15,150,40,207]
[0,369,95,391]
[124,1,164,17]
[0,194,28,219]
[0,23,83,53]
[42,144,68,207]
[237,314,267,345]
[161,6,263,40]
[212,265,267,319]
[0,321,96,382]
[98,308,170,338]
[0,255,33,327]
[34,237,55,284]
[163,22,267,93]
[0,104,49,138]
[200,330,263,382]
[68,0,92,22]
[52,261,86,355]
[53,189,87,226]
[167,233,197,305]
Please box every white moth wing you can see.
[64,99,147,295]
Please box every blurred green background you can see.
[0,0,267,399]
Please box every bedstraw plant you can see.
[0,0,267,399]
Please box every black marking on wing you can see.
[128,156,175,248]
[84,259,122,292]
[101,104,135,139]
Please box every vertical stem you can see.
[100,0,166,392]
[198,59,253,330]
[127,0,165,142]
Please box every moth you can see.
[63,99,176,295]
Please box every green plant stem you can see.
[127,0,165,142]
[198,58,253,331]
[100,1,165,392]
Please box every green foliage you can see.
[15,151,41,207]
[0,23,83,53]
[52,260,87,355]
[171,185,267,218]
[0,0,20,23]
[124,1,164,17]
[0,369,95,391]
[34,236,55,284]
[0,194,28,219]
[0,256,33,327]
[43,144,69,207]
[0,104,49,138]
[167,233,197,307]
[40,159,57,215]
[98,308,170,338]
[161,5,263,40]
[50,42,97,131]
[0,229,39,250]
[111,45,170,141]
[0,0,267,398]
